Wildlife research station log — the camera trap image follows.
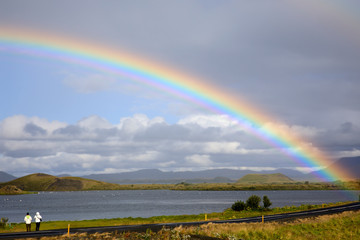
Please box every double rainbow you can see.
[0,26,353,181]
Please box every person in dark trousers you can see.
[34,212,42,231]
[24,212,32,232]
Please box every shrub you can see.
[0,217,8,229]
[246,195,261,210]
[263,195,272,209]
[231,200,246,211]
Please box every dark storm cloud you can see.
[315,121,360,152]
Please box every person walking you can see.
[34,212,42,231]
[24,212,32,232]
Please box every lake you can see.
[1,190,359,223]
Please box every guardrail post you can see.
[68,224,70,237]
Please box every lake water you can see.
[1,190,359,223]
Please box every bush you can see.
[232,195,272,212]
[263,195,272,209]
[246,195,261,210]
[0,217,8,229]
[231,200,246,211]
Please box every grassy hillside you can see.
[0,173,359,192]
[0,173,121,191]
[237,173,294,184]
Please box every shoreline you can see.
[0,201,359,236]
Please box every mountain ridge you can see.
[0,171,17,183]
[2,156,359,184]
[81,168,310,184]
[308,156,360,180]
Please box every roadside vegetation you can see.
[178,210,360,240]
[1,209,359,239]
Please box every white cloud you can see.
[333,148,360,159]
[117,114,165,134]
[0,115,29,138]
[178,114,239,128]
[78,115,113,130]
[0,113,356,176]
[0,115,66,138]
[293,167,324,174]
[200,142,270,155]
[158,161,177,168]
[128,151,160,162]
[261,122,323,141]
[185,154,213,166]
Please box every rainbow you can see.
[0,26,354,181]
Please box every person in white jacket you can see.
[34,212,42,231]
[24,212,32,232]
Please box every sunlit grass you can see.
[177,210,360,240]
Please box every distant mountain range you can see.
[1,156,359,184]
[309,156,360,181]
[81,168,312,184]
[80,156,360,183]
[0,171,16,183]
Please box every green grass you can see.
[236,173,294,184]
[179,210,360,240]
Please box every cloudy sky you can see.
[1,0,359,177]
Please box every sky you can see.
[0,0,359,177]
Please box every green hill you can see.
[236,173,294,184]
[0,173,121,191]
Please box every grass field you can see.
[178,210,360,240]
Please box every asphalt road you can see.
[1,202,359,239]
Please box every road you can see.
[1,202,359,239]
